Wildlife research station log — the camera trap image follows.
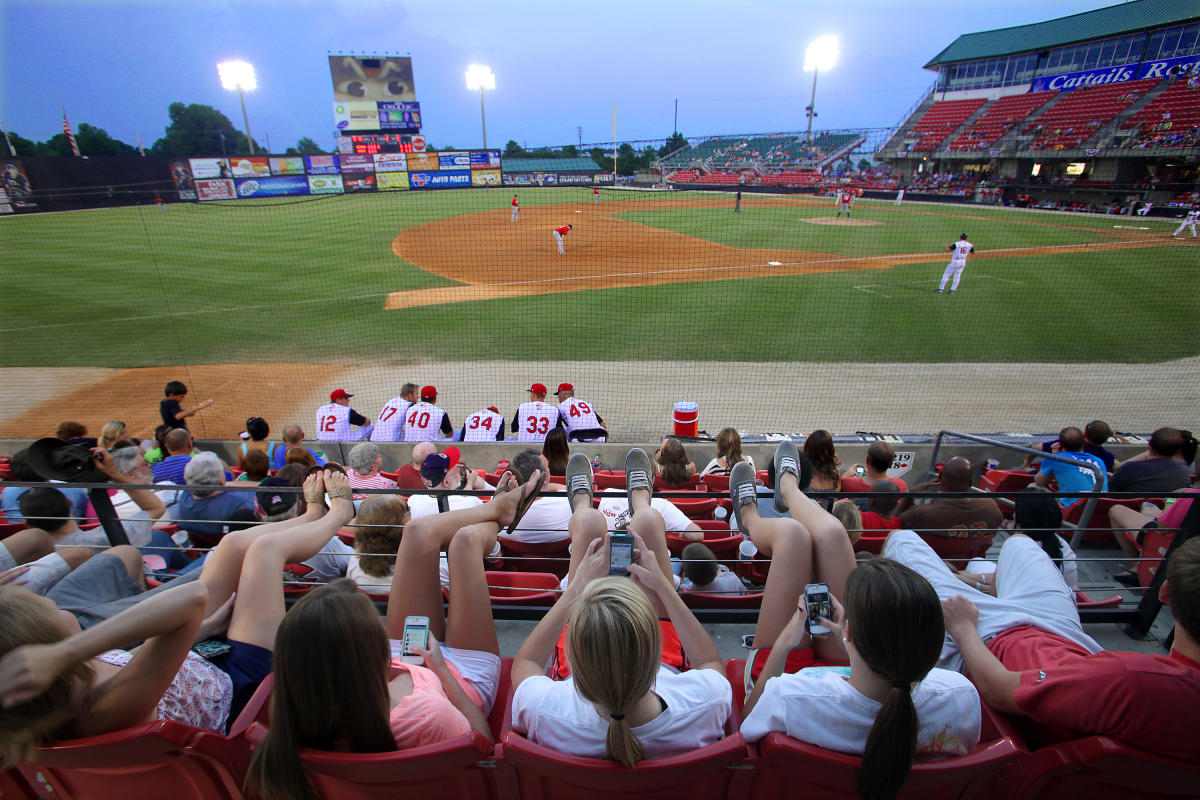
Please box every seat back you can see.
[486,571,561,605]
[592,471,627,490]
[1006,735,1200,798]
[1064,497,1161,537]
[25,720,246,800]
[670,497,720,521]
[654,473,701,491]
[499,730,752,800]
[497,536,571,577]
[919,526,993,569]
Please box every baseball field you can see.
[1,187,1197,440]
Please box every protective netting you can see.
[1,176,1197,442]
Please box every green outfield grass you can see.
[1,189,1195,366]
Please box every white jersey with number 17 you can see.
[371,398,413,442]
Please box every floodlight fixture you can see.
[217,60,257,154]
[465,64,496,149]
[802,36,839,142]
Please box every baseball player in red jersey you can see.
[836,189,854,218]
[593,186,600,204]
[511,194,519,222]
[553,223,573,255]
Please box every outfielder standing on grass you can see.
[936,233,976,294]
[553,223,573,255]
[512,194,519,222]
[593,186,600,205]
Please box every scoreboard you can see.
[337,134,427,155]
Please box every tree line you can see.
[5,103,329,158]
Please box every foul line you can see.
[852,275,1025,299]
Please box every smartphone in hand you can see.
[401,615,430,664]
[608,532,634,576]
[804,583,832,636]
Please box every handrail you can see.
[928,430,1105,549]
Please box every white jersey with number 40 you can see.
[403,401,447,442]
[371,398,413,442]
[950,240,974,262]
[315,403,353,441]
[463,408,505,442]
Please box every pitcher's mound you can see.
[797,218,884,227]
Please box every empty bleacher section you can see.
[904,98,987,151]
[1019,79,1157,151]
[949,92,1055,151]
[1118,77,1200,149]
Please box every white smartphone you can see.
[608,532,634,576]
[400,615,430,664]
[804,583,832,636]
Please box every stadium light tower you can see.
[217,60,257,155]
[803,35,839,142]
[465,64,495,150]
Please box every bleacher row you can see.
[901,75,1199,154]
[661,133,860,181]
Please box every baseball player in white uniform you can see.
[895,187,905,207]
[555,382,607,442]
[511,383,558,442]
[402,385,453,442]
[461,405,506,442]
[936,233,976,294]
[511,194,519,222]
[836,188,854,218]
[1171,207,1199,238]
[315,388,370,441]
[370,382,419,442]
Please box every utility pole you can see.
[577,126,582,147]
[674,99,678,134]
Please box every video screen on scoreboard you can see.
[329,56,416,102]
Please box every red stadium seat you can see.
[654,474,701,491]
[592,470,627,490]
[666,526,741,560]
[1003,735,1200,798]
[0,521,28,540]
[1136,526,1175,589]
[670,497,720,521]
[681,591,763,609]
[854,531,888,555]
[919,524,994,569]
[497,535,571,577]
[699,473,730,493]
[485,571,561,606]
[1064,497,1163,539]
[1075,590,1122,609]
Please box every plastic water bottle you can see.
[592,452,602,472]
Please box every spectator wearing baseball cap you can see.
[407,446,485,518]
[511,383,558,443]
[555,382,608,443]
[315,389,370,442]
[255,476,298,522]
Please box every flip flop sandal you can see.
[505,470,548,536]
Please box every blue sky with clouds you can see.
[2,0,1104,152]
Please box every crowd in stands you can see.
[0,391,1197,796]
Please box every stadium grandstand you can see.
[879,0,1200,206]
[656,130,867,184]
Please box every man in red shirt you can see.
[511,194,519,222]
[593,186,600,204]
[842,442,909,500]
[891,529,1200,762]
[859,480,903,531]
[393,441,436,491]
[553,223,572,255]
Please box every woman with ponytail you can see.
[512,451,731,764]
[740,559,980,800]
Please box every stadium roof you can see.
[502,157,601,173]
[924,0,1200,68]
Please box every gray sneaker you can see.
[566,452,594,506]
[729,461,757,533]
[625,448,654,510]
[773,440,801,513]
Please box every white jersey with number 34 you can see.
[371,398,413,442]
[463,408,505,442]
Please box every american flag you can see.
[61,104,80,157]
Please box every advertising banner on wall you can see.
[234,176,309,198]
[593,173,614,183]
[407,152,439,171]
[168,159,196,200]
[189,157,231,179]
[438,151,471,169]
[305,155,340,174]
[377,101,422,131]
[503,173,536,186]
[470,150,502,169]
[343,174,377,192]
[307,174,344,195]
[270,156,305,176]
[471,169,501,187]
[557,174,592,185]
[1031,64,1137,92]
[1137,53,1200,80]
[376,172,410,191]
[340,154,376,172]
[329,55,416,101]
[373,153,408,172]
[195,179,236,200]
[409,170,471,189]
[333,101,380,131]
[231,156,271,177]
[1,160,35,208]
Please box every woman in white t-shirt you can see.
[700,428,755,477]
[512,450,732,765]
[741,559,981,798]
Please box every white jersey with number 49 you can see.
[462,408,505,442]
[949,240,974,262]
[403,402,447,442]
[315,403,353,441]
[371,398,412,442]
[517,401,557,442]
[557,398,602,434]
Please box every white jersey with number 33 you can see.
[315,403,353,441]
[462,408,505,442]
[517,401,557,442]
[403,402,447,442]
[371,398,413,442]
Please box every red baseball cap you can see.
[556,383,574,394]
[421,385,437,400]
[528,383,547,395]
[487,405,500,414]
[330,389,352,401]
